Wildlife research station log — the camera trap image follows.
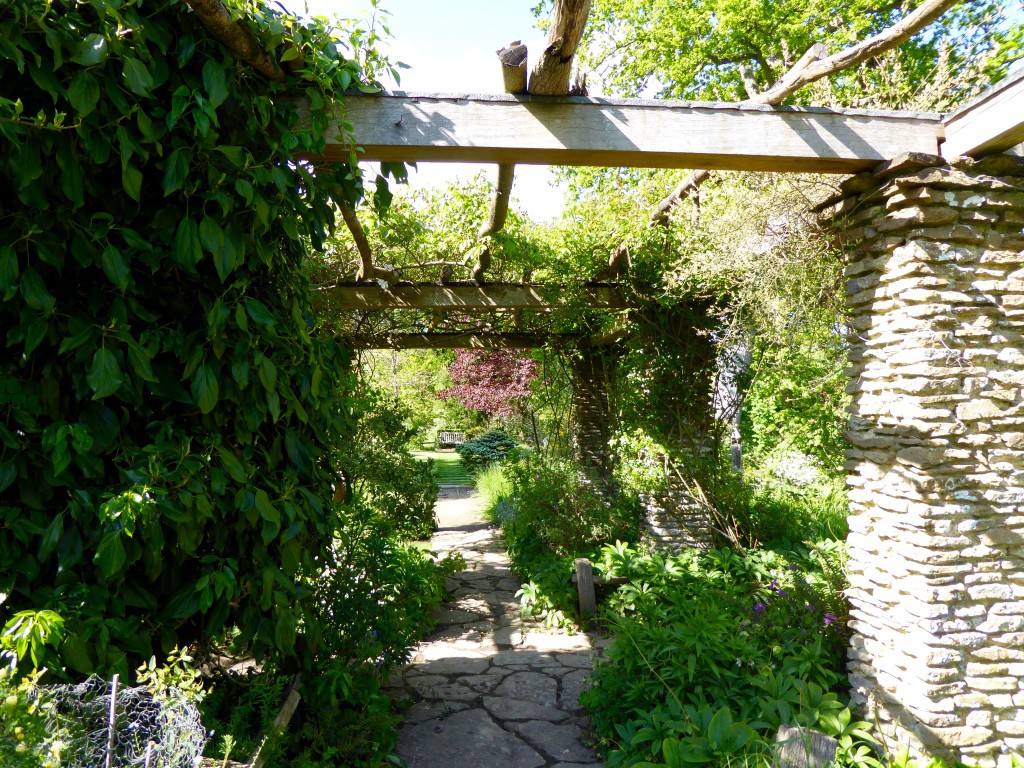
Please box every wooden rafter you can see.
[312,93,940,173]
[942,68,1024,160]
[350,332,570,350]
[318,283,634,310]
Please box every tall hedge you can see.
[0,0,374,674]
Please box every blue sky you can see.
[289,0,569,220]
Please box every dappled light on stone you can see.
[387,486,605,768]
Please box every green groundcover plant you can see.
[584,540,863,768]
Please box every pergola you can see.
[304,15,1024,761]
[313,69,1024,326]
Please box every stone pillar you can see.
[570,345,617,480]
[839,154,1024,766]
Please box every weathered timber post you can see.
[836,153,1024,767]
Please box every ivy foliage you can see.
[0,0,388,674]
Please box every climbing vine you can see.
[0,0,393,674]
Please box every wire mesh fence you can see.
[44,674,207,768]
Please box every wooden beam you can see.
[350,332,564,350]
[942,69,1024,160]
[311,92,942,173]
[319,283,634,310]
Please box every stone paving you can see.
[388,485,605,768]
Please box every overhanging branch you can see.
[183,0,286,82]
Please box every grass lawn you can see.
[413,450,473,485]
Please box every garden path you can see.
[387,486,606,768]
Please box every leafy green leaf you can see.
[95,532,126,578]
[165,587,200,619]
[162,147,191,196]
[202,59,228,108]
[258,357,277,393]
[254,489,279,526]
[68,70,101,116]
[61,634,94,673]
[0,246,19,298]
[217,447,247,483]
[191,363,219,414]
[0,463,16,494]
[122,57,154,96]
[87,347,123,399]
[199,216,224,255]
[71,33,109,66]
[245,299,275,327]
[122,163,142,201]
[101,245,130,291]
[173,217,202,269]
[274,610,296,651]
[20,268,55,313]
[125,337,157,382]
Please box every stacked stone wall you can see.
[570,346,617,480]
[838,154,1024,766]
[642,472,716,550]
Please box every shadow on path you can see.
[387,486,606,768]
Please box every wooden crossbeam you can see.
[307,92,942,173]
[942,69,1024,160]
[350,332,565,349]
[319,283,633,310]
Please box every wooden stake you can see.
[575,558,597,617]
[105,674,119,768]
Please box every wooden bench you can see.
[437,431,465,449]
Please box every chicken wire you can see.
[44,675,206,768]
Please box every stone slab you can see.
[494,671,559,707]
[396,709,545,768]
[482,695,571,722]
[506,720,597,763]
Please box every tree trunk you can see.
[528,0,592,95]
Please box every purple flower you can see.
[778,589,788,598]
[754,601,768,614]
[805,603,815,612]
[770,580,779,591]
[823,612,837,627]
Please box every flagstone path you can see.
[388,486,606,768]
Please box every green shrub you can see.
[310,518,463,672]
[456,430,520,470]
[583,541,865,768]
[485,456,641,629]
[341,389,438,540]
[0,669,66,768]
[0,0,395,674]
[504,455,640,557]
[474,463,512,519]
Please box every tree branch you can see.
[339,203,376,281]
[758,0,960,104]
[183,0,286,82]
[647,0,959,229]
[528,0,592,95]
[498,42,529,94]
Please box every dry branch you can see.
[498,42,529,94]
[644,0,959,233]
[472,1,593,282]
[529,0,593,95]
[183,0,285,82]
[339,203,376,281]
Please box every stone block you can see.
[964,676,1020,692]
